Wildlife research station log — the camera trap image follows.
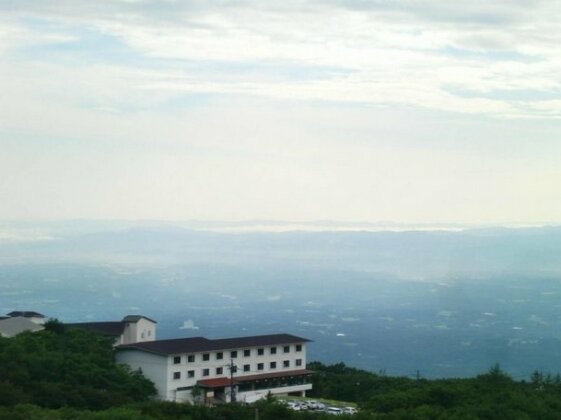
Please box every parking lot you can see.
[279,398,358,415]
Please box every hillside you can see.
[2,325,561,418]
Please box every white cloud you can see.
[179,319,200,330]
[1,1,561,223]
[1,1,561,117]
[0,231,53,243]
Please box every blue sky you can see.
[1,0,560,225]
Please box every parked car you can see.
[342,406,358,415]
[326,406,343,415]
[287,401,301,411]
[306,400,321,410]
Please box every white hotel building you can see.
[115,333,313,403]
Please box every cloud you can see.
[179,319,200,330]
[2,1,561,223]
[0,230,53,243]
[325,0,532,25]
[1,1,560,118]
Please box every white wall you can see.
[234,343,307,378]
[122,318,156,344]
[116,350,170,399]
[33,317,45,325]
[166,343,307,396]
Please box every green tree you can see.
[0,328,156,409]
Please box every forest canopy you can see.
[0,320,155,409]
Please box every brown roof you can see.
[7,311,45,318]
[65,314,155,336]
[117,334,311,355]
[66,321,126,336]
[122,315,157,324]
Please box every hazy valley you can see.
[2,222,561,379]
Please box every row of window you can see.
[172,344,303,364]
[172,359,303,380]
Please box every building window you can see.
[216,367,223,375]
[173,356,181,364]
[187,370,195,378]
[257,363,264,371]
[187,355,195,363]
[296,344,302,352]
[257,348,264,356]
[295,359,302,367]
[270,347,277,355]
[270,361,277,369]
[203,353,210,361]
[243,349,251,357]
[202,368,210,377]
[230,350,238,358]
[216,352,223,360]
[173,371,180,380]
[283,360,290,368]
[283,345,290,353]
[147,330,151,336]
[244,364,250,372]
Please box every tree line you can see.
[309,361,561,418]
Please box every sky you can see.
[1,0,561,225]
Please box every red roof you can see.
[197,369,313,388]
[197,377,232,388]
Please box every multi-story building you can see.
[115,333,312,403]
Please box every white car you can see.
[326,407,343,415]
[342,407,358,415]
[306,401,319,410]
[287,401,301,411]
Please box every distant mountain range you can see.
[2,222,561,279]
